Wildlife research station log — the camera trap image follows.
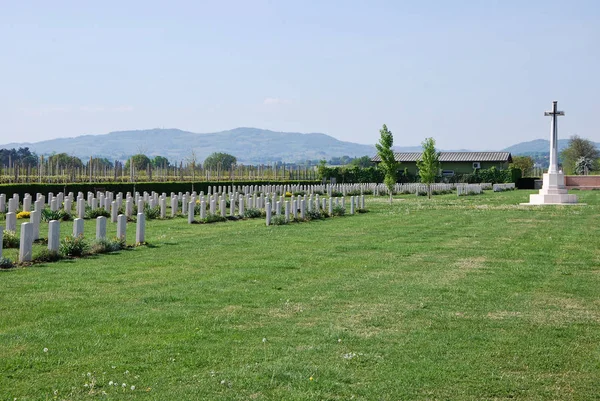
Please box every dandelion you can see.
[87,372,91,377]
[262,338,267,343]
[122,383,127,388]
[43,348,48,352]
[125,370,129,374]
[309,376,314,381]
[338,339,342,343]
[220,380,226,385]
[130,385,136,391]
[108,381,113,386]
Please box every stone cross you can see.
[544,100,565,174]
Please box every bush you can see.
[292,191,306,196]
[90,237,125,254]
[41,208,70,222]
[3,230,19,248]
[198,213,227,224]
[60,235,89,257]
[34,249,63,263]
[0,257,14,269]
[84,207,110,219]
[332,205,346,216]
[144,205,160,220]
[271,215,288,225]
[330,191,343,197]
[243,208,262,219]
[285,191,293,197]
[306,209,325,220]
[16,211,30,219]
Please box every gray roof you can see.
[371,152,512,163]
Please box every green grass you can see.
[1,190,599,400]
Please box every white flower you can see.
[338,339,342,343]
[262,338,267,343]
[43,348,48,353]
[125,370,129,374]
[130,385,135,391]
[122,383,126,387]
[108,381,113,386]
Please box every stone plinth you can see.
[523,172,578,205]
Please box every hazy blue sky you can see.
[1,0,598,150]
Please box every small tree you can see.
[574,156,594,175]
[375,124,399,204]
[416,137,440,199]
[510,155,534,177]
[560,135,600,174]
[203,152,237,170]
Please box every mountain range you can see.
[1,127,598,164]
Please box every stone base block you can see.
[523,193,579,205]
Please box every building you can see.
[371,152,513,176]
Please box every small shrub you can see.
[90,237,125,254]
[357,208,369,214]
[330,191,343,197]
[199,213,227,224]
[144,205,160,220]
[271,215,288,225]
[84,207,110,219]
[285,191,293,197]
[243,208,262,219]
[60,235,89,257]
[34,249,62,263]
[3,230,19,248]
[16,211,30,219]
[306,209,325,220]
[42,208,70,222]
[332,205,346,216]
[346,190,362,196]
[362,190,373,195]
[0,257,15,269]
[293,191,306,196]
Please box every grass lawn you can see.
[1,190,599,400]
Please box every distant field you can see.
[1,190,599,400]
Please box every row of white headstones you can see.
[0,184,368,263]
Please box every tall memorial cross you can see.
[544,100,564,174]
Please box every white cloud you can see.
[263,97,291,105]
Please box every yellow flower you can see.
[309,376,313,381]
[17,211,31,219]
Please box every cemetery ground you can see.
[1,190,599,400]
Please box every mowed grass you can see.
[1,190,599,400]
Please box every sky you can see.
[1,0,599,150]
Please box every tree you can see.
[124,154,151,171]
[203,152,237,170]
[375,124,399,204]
[416,137,440,199]
[87,157,114,169]
[574,157,594,175]
[48,153,83,169]
[510,155,534,177]
[350,155,375,168]
[560,135,600,174]
[152,156,171,168]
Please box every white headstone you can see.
[117,214,127,241]
[96,216,107,240]
[19,222,33,263]
[73,218,84,237]
[5,212,16,232]
[48,220,60,252]
[136,213,145,244]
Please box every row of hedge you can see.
[0,180,321,199]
